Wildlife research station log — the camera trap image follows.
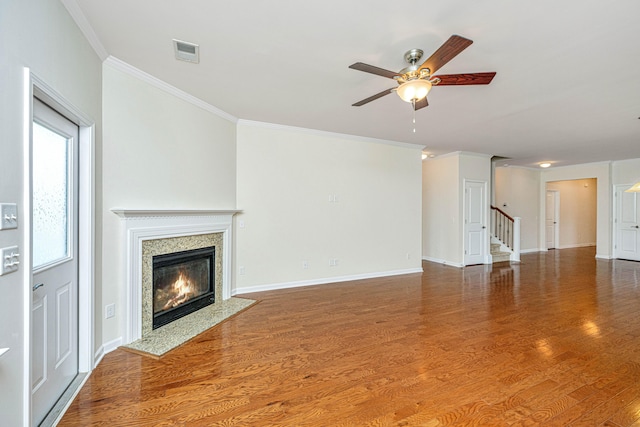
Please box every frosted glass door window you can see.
[33,122,71,268]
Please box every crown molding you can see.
[540,160,613,172]
[237,119,424,150]
[60,0,109,61]
[105,56,238,124]
[495,164,540,171]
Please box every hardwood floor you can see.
[60,247,640,426]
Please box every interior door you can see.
[546,190,558,249]
[31,98,79,426]
[615,185,640,261]
[464,180,487,265]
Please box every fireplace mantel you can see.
[112,208,241,344]
[112,209,241,218]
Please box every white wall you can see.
[546,179,597,248]
[422,154,461,265]
[540,162,611,258]
[101,61,237,347]
[612,158,640,185]
[235,122,423,291]
[495,166,541,251]
[0,0,102,425]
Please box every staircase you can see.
[491,242,511,263]
[490,205,521,264]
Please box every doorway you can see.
[27,74,95,426]
[464,180,488,265]
[545,179,597,251]
[614,185,640,261]
[31,98,79,426]
[545,190,559,249]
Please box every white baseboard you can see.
[520,248,546,254]
[421,256,464,268]
[94,336,123,367]
[558,243,596,249]
[520,246,596,254]
[93,347,104,367]
[234,268,424,294]
[596,254,613,260]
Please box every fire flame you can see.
[162,271,196,310]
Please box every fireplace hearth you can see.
[153,246,215,329]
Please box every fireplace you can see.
[112,209,250,347]
[152,246,215,329]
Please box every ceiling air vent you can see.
[173,39,199,63]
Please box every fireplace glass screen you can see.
[152,246,215,329]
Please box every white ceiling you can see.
[69,0,640,167]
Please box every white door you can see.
[546,190,559,249]
[464,180,487,265]
[31,98,79,426]
[615,185,640,261]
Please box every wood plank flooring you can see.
[60,247,640,426]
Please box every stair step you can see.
[492,252,511,263]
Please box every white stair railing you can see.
[490,205,521,262]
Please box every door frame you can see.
[23,70,95,423]
[545,189,560,250]
[463,179,489,265]
[613,183,639,260]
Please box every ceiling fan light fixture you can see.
[396,79,432,103]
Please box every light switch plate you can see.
[0,246,19,275]
[0,203,18,230]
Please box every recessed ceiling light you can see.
[421,153,428,160]
[539,162,551,168]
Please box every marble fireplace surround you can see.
[141,232,223,336]
[112,209,252,354]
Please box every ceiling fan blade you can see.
[418,35,473,75]
[352,88,396,106]
[349,62,401,79]
[413,97,428,111]
[433,72,496,86]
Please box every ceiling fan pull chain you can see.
[412,100,416,133]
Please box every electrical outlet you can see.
[239,266,246,275]
[105,303,115,319]
[302,260,308,269]
[329,258,339,267]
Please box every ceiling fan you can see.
[349,35,496,111]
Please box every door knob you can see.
[33,283,44,291]
[634,225,640,229]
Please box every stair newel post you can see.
[512,217,521,262]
